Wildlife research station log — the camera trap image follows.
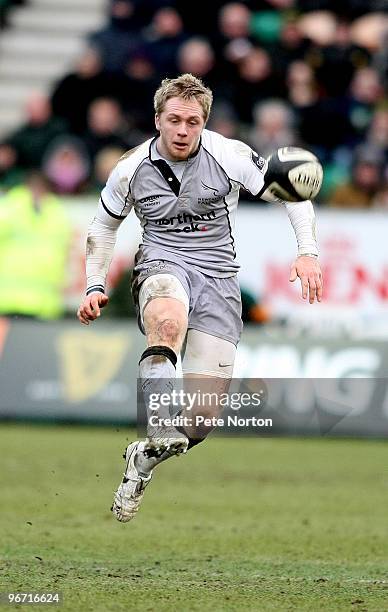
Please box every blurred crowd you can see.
[0,0,387,207]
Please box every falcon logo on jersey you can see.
[201,181,219,195]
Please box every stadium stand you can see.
[0,0,106,138]
[0,0,387,202]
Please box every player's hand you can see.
[289,256,323,304]
[77,292,109,325]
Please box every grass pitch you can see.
[1,424,388,611]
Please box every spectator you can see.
[232,47,286,123]
[249,4,288,47]
[89,3,142,73]
[343,66,385,145]
[329,144,385,208]
[213,2,253,72]
[1,92,68,171]
[313,19,370,97]
[291,65,384,161]
[108,0,138,31]
[0,172,71,319]
[207,102,241,139]
[122,52,158,134]
[42,136,91,195]
[366,107,388,163]
[285,60,327,156]
[91,146,126,192]
[0,144,24,190]
[217,2,252,44]
[272,16,312,76]
[248,98,300,156]
[350,12,388,51]
[129,0,175,30]
[298,10,337,46]
[286,60,318,108]
[176,38,220,92]
[143,7,187,78]
[51,47,128,134]
[82,98,130,165]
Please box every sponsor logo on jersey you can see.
[198,196,221,206]
[139,194,162,206]
[155,210,216,233]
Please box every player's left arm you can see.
[258,189,322,303]
[207,134,323,303]
[225,140,322,304]
[279,199,322,304]
[234,140,323,304]
[230,140,322,304]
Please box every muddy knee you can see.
[153,317,181,345]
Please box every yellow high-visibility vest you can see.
[0,186,71,319]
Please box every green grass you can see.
[1,424,388,611]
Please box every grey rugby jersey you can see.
[99,129,267,278]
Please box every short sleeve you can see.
[226,140,267,195]
[201,131,267,196]
[100,162,134,219]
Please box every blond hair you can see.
[154,73,213,123]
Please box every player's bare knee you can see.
[146,314,184,350]
[144,297,187,349]
[156,317,181,345]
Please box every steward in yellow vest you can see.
[0,173,71,319]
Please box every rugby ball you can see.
[260,147,323,202]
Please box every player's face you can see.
[155,97,205,161]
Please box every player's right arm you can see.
[77,161,133,325]
[77,291,109,325]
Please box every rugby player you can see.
[77,73,322,522]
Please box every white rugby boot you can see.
[111,441,152,523]
[143,434,188,457]
[112,435,188,523]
